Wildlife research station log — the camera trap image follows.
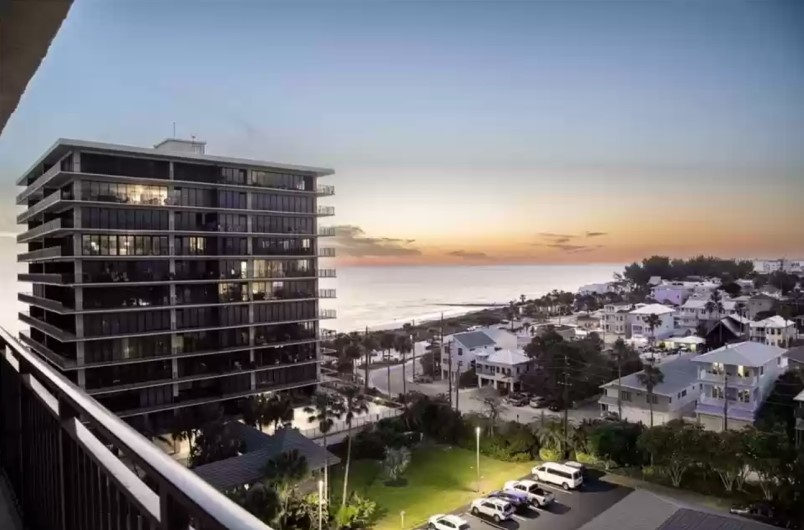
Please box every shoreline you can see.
[337,304,514,337]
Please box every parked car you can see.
[505,393,529,407]
[503,480,555,508]
[428,514,471,530]
[547,402,562,412]
[487,490,529,513]
[469,497,515,522]
[529,396,547,408]
[729,502,792,527]
[532,462,584,490]
[563,460,589,480]
[600,410,619,421]
[415,375,433,384]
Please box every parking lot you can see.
[424,473,632,530]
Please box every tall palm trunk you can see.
[648,390,654,427]
[401,348,407,398]
[323,432,329,502]
[386,349,392,398]
[342,423,352,506]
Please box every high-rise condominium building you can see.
[16,138,336,432]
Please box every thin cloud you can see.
[333,225,421,257]
[585,231,608,238]
[547,243,603,254]
[448,250,489,259]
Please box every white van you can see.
[532,462,584,490]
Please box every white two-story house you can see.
[598,354,700,425]
[475,349,534,393]
[693,341,788,432]
[749,316,797,348]
[629,304,676,344]
[441,331,496,379]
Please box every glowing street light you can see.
[318,479,324,530]
[475,426,481,493]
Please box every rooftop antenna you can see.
[172,122,176,137]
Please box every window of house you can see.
[648,395,658,405]
[737,389,750,403]
[621,391,631,402]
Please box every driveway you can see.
[424,474,631,530]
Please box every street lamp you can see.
[318,479,324,530]
[475,426,481,493]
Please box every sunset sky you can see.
[1,1,802,265]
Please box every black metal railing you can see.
[0,327,269,530]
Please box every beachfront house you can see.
[749,316,797,347]
[598,354,700,425]
[629,304,676,344]
[442,331,497,379]
[650,282,695,306]
[603,303,633,339]
[475,349,534,393]
[692,341,788,432]
[705,314,753,346]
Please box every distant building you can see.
[705,314,752,346]
[749,316,797,347]
[753,258,804,275]
[650,282,694,306]
[693,342,788,432]
[629,303,676,343]
[603,303,633,338]
[475,349,534,393]
[598,354,700,425]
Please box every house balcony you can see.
[19,312,76,342]
[319,247,336,257]
[318,226,336,237]
[316,206,335,216]
[0,327,269,530]
[18,292,72,313]
[319,289,336,299]
[698,371,758,388]
[17,217,69,243]
[316,185,335,196]
[17,246,63,262]
[18,272,71,285]
[319,309,337,319]
[17,189,73,223]
[318,268,337,278]
[696,396,756,422]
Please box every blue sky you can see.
[3,0,803,262]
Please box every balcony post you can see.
[160,486,191,530]
[58,396,77,529]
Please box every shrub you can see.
[539,448,561,462]
[458,368,478,389]
[574,451,601,467]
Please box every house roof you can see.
[692,341,787,368]
[785,346,804,365]
[192,426,340,491]
[630,304,675,316]
[750,316,794,329]
[794,389,804,403]
[681,299,708,310]
[600,354,699,397]
[578,489,778,530]
[477,349,531,366]
[452,331,496,349]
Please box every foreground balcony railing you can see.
[0,327,269,530]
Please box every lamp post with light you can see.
[318,479,324,530]
[475,426,481,493]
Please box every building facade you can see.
[442,330,496,379]
[749,316,797,347]
[603,303,633,338]
[17,138,335,432]
[693,342,787,432]
[474,349,534,393]
[628,304,676,343]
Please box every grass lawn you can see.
[331,445,533,530]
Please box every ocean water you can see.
[2,238,621,334]
[323,263,623,332]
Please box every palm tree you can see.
[705,290,725,345]
[508,300,517,330]
[536,419,567,454]
[267,393,294,431]
[333,333,353,373]
[241,394,270,431]
[403,322,417,379]
[262,449,309,525]
[394,334,414,399]
[340,387,369,506]
[379,332,396,397]
[361,332,379,392]
[644,313,662,349]
[735,302,748,338]
[637,364,665,427]
[303,391,345,501]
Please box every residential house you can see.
[693,342,788,432]
[650,282,695,306]
[705,314,752,346]
[786,345,804,370]
[629,304,676,344]
[578,282,616,295]
[749,316,797,347]
[442,331,497,379]
[733,294,776,320]
[734,279,755,294]
[598,353,700,425]
[675,296,738,333]
[475,349,534,393]
[795,389,804,448]
[603,303,634,339]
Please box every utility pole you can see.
[410,319,416,380]
[455,361,462,412]
[443,312,451,406]
[561,350,570,459]
[616,351,623,420]
[723,368,729,432]
[364,325,370,392]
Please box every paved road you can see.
[424,475,631,530]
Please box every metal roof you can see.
[452,331,496,349]
[579,489,777,530]
[692,341,787,368]
[785,346,804,365]
[192,425,340,491]
[600,354,699,397]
